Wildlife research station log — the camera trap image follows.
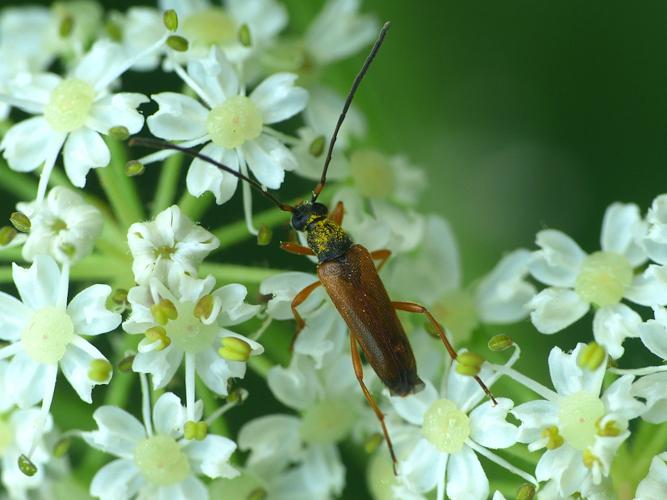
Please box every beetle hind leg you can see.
[289,280,322,350]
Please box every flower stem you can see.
[247,355,274,378]
[0,159,37,200]
[151,152,184,217]
[178,191,214,221]
[0,266,13,283]
[0,247,22,262]
[196,379,230,436]
[199,263,289,284]
[96,138,145,229]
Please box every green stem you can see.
[151,152,184,217]
[195,379,229,436]
[199,263,288,284]
[0,266,12,282]
[0,246,22,262]
[96,138,145,229]
[0,162,37,200]
[70,254,134,286]
[178,191,214,221]
[247,355,274,378]
[212,202,290,250]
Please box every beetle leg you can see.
[369,248,392,272]
[350,333,399,476]
[329,200,345,225]
[289,280,322,350]
[391,301,497,405]
[280,242,315,256]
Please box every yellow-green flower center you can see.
[165,301,218,354]
[21,307,74,364]
[431,289,478,344]
[0,419,12,456]
[134,435,191,486]
[182,9,237,47]
[206,96,263,149]
[574,251,633,307]
[422,399,470,453]
[558,391,605,450]
[44,78,95,132]
[300,398,356,444]
[350,150,396,199]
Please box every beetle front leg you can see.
[391,301,497,405]
[329,200,345,225]
[350,333,398,476]
[289,280,322,350]
[280,242,315,256]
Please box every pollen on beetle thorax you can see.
[350,150,396,199]
[421,399,470,453]
[133,435,191,486]
[574,251,633,307]
[21,307,75,364]
[181,8,237,46]
[43,78,95,133]
[557,391,605,450]
[206,95,263,149]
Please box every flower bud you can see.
[18,455,37,476]
[487,334,513,352]
[167,35,189,52]
[455,351,484,377]
[163,9,178,31]
[308,135,326,157]
[577,341,606,371]
[257,224,272,246]
[151,299,177,325]
[125,160,145,177]
[238,24,252,47]
[109,125,129,141]
[88,359,112,382]
[0,226,17,246]
[516,483,536,500]
[53,437,71,458]
[219,337,252,362]
[10,211,31,233]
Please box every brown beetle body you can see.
[318,244,424,396]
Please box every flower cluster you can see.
[0,1,665,500]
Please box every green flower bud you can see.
[151,299,178,325]
[455,351,484,377]
[194,295,214,320]
[10,211,31,233]
[167,35,189,52]
[238,24,252,47]
[487,334,513,352]
[88,359,113,382]
[219,337,252,362]
[516,483,536,500]
[163,9,178,31]
[125,160,145,177]
[53,437,71,458]
[577,342,606,371]
[18,455,37,476]
[0,226,18,246]
[308,135,326,157]
[109,125,129,140]
[257,224,273,246]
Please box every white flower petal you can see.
[183,434,238,479]
[154,476,207,500]
[396,435,442,494]
[132,344,183,389]
[83,406,145,458]
[63,128,111,188]
[600,202,647,265]
[73,40,128,89]
[12,255,61,310]
[7,352,47,408]
[446,363,495,412]
[61,339,110,403]
[242,133,295,189]
[303,85,365,147]
[528,287,589,334]
[0,292,30,341]
[0,117,61,172]
[227,0,287,42]
[469,398,517,449]
[388,379,438,426]
[548,343,605,397]
[445,445,489,500]
[639,315,667,360]
[250,73,308,124]
[238,414,302,476]
[529,229,585,287]
[631,372,667,424]
[152,392,187,437]
[260,272,325,320]
[67,284,121,335]
[267,355,319,411]
[636,452,667,500]
[535,446,587,497]
[511,399,559,444]
[5,72,60,110]
[601,375,644,421]
[214,283,258,325]
[87,93,149,135]
[186,143,239,204]
[147,93,208,140]
[625,265,667,306]
[592,304,642,360]
[186,47,239,105]
[90,459,144,500]
[194,349,234,396]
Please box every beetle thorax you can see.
[306,218,353,262]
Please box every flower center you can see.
[165,301,218,354]
[21,307,74,364]
[0,419,12,456]
[422,399,470,453]
[574,251,633,307]
[182,8,237,47]
[431,290,478,344]
[134,435,191,486]
[300,398,356,444]
[206,96,263,149]
[350,150,396,199]
[44,78,95,132]
[557,391,605,451]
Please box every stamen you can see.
[185,353,196,421]
[139,373,153,436]
[466,439,538,486]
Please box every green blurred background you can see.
[3,0,667,498]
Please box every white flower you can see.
[510,343,644,498]
[0,255,120,408]
[630,371,667,424]
[388,215,535,344]
[0,408,54,499]
[143,47,307,232]
[386,358,530,500]
[83,392,237,500]
[636,306,667,361]
[106,7,167,72]
[644,193,667,265]
[527,202,667,359]
[0,37,164,201]
[16,186,103,264]
[127,205,219,284]
[635,452,667,500]
[123,270,260,418]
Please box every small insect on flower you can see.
[129,22,496,475]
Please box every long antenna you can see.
[311,21,391,203]
[129,137,294,212]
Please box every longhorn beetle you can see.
[132,21,496,474]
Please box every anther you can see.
[577,342,606,371]
[18,454,37,476]
[53,437,71,458]
[167,35,189,52]
[455,351,485,377]
[309,135,326,157]
[516,483,536,500]
[194,295,214,320]
[88,359,113,382]
[9,212,31,233]
[125,160,145,177]
[488,334,513,352]
[151,299,177,325]
[109,125,130,141]
[0,226,18,246]
[257,224,273,246]
[163,9,178,31]
[218,337,252,362]
[238,24,252,47]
